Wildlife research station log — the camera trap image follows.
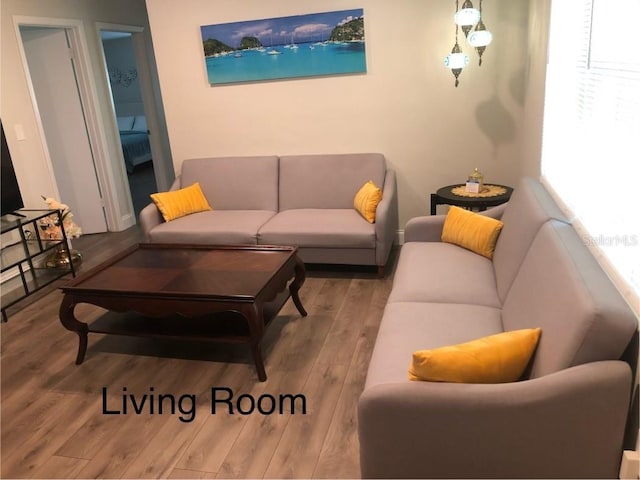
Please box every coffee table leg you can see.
[240,303,267,382]
[290,255,307,317]
[59,295,89,364]
[252,343,267,382]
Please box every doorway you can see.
[19,26,108,234]
[100,30,157,219]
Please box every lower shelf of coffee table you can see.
[86,290,290,344]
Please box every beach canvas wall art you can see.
[201,9,366,85]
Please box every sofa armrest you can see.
[404,215,446,242]
[479,201,508,220]
[374,169,399,267]
[359,361,632,479]
[139,204,163,242]
[404,202,509,243]
[138,176,181,242]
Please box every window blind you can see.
[541,0,640,312]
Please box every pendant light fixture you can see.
[467,0,492,65]
[444,0,493,87]
[444,0,469,87]
[454,0,481,38]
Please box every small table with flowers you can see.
[430,184,513,215]
[0,209,77,321]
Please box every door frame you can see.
[13,15,131,231]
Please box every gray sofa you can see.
[139,153,398,272]
[358,177,638,478]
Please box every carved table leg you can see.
[290,255,307,317]
[240,303,267,381]
[59,295,89,364]
[252,342,266,382]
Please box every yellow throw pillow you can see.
[441,206,504,259]
[354,180,383,223]
[408,328,541,383]
[150,182,212,222]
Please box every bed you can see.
[117,115,151,173]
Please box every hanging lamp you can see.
[467,0,492,65]
[454,0,481,38]
[444,1,469,88]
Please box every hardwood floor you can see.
[1,227,396,479]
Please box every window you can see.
[541,0,640,312]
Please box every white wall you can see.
[102,35,145,116]
[146,0,531,226]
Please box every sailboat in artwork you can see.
[315,31,329,47]
[267,33,281,55]
[288,32,298,50]
[257,36,266,53]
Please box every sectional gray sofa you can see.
[139,153,398,273]
[358,177,638,478]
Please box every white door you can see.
[20,27,107,234]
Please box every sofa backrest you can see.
[278,153,386,210]
[493,178,570,302]
[180,156,279,211]
[501,220,637,379]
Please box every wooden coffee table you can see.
[58,243,307,381]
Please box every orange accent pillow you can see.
[354,181,382,223]
[441,206,504,259]
[150,182,212,222]
[409,328,541,383]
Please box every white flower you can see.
[40,196,82,239]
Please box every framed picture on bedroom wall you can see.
[200,8,366,85]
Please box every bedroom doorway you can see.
[100,29,157,219]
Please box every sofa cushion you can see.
[388,242,501,308]
[441,206,504,259]
[180,156,279,211]
[147,210,275,245]
[150,182,212,222]
[502,220,638,379]
[493,178,570,302]
[279,153,386,210]
[258,209,376,248]
[409,328,541,383]
[365,301,503,388]
[354,181,382,223]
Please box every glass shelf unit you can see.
[1,209,76,321]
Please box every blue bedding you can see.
[120,130,151,173]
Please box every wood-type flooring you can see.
[1,226,395,478]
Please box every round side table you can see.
[430,184,513,215]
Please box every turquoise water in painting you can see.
[205,41,366,85]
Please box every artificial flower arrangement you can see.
[39,196,82,240]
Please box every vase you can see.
[45,243,83,269]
